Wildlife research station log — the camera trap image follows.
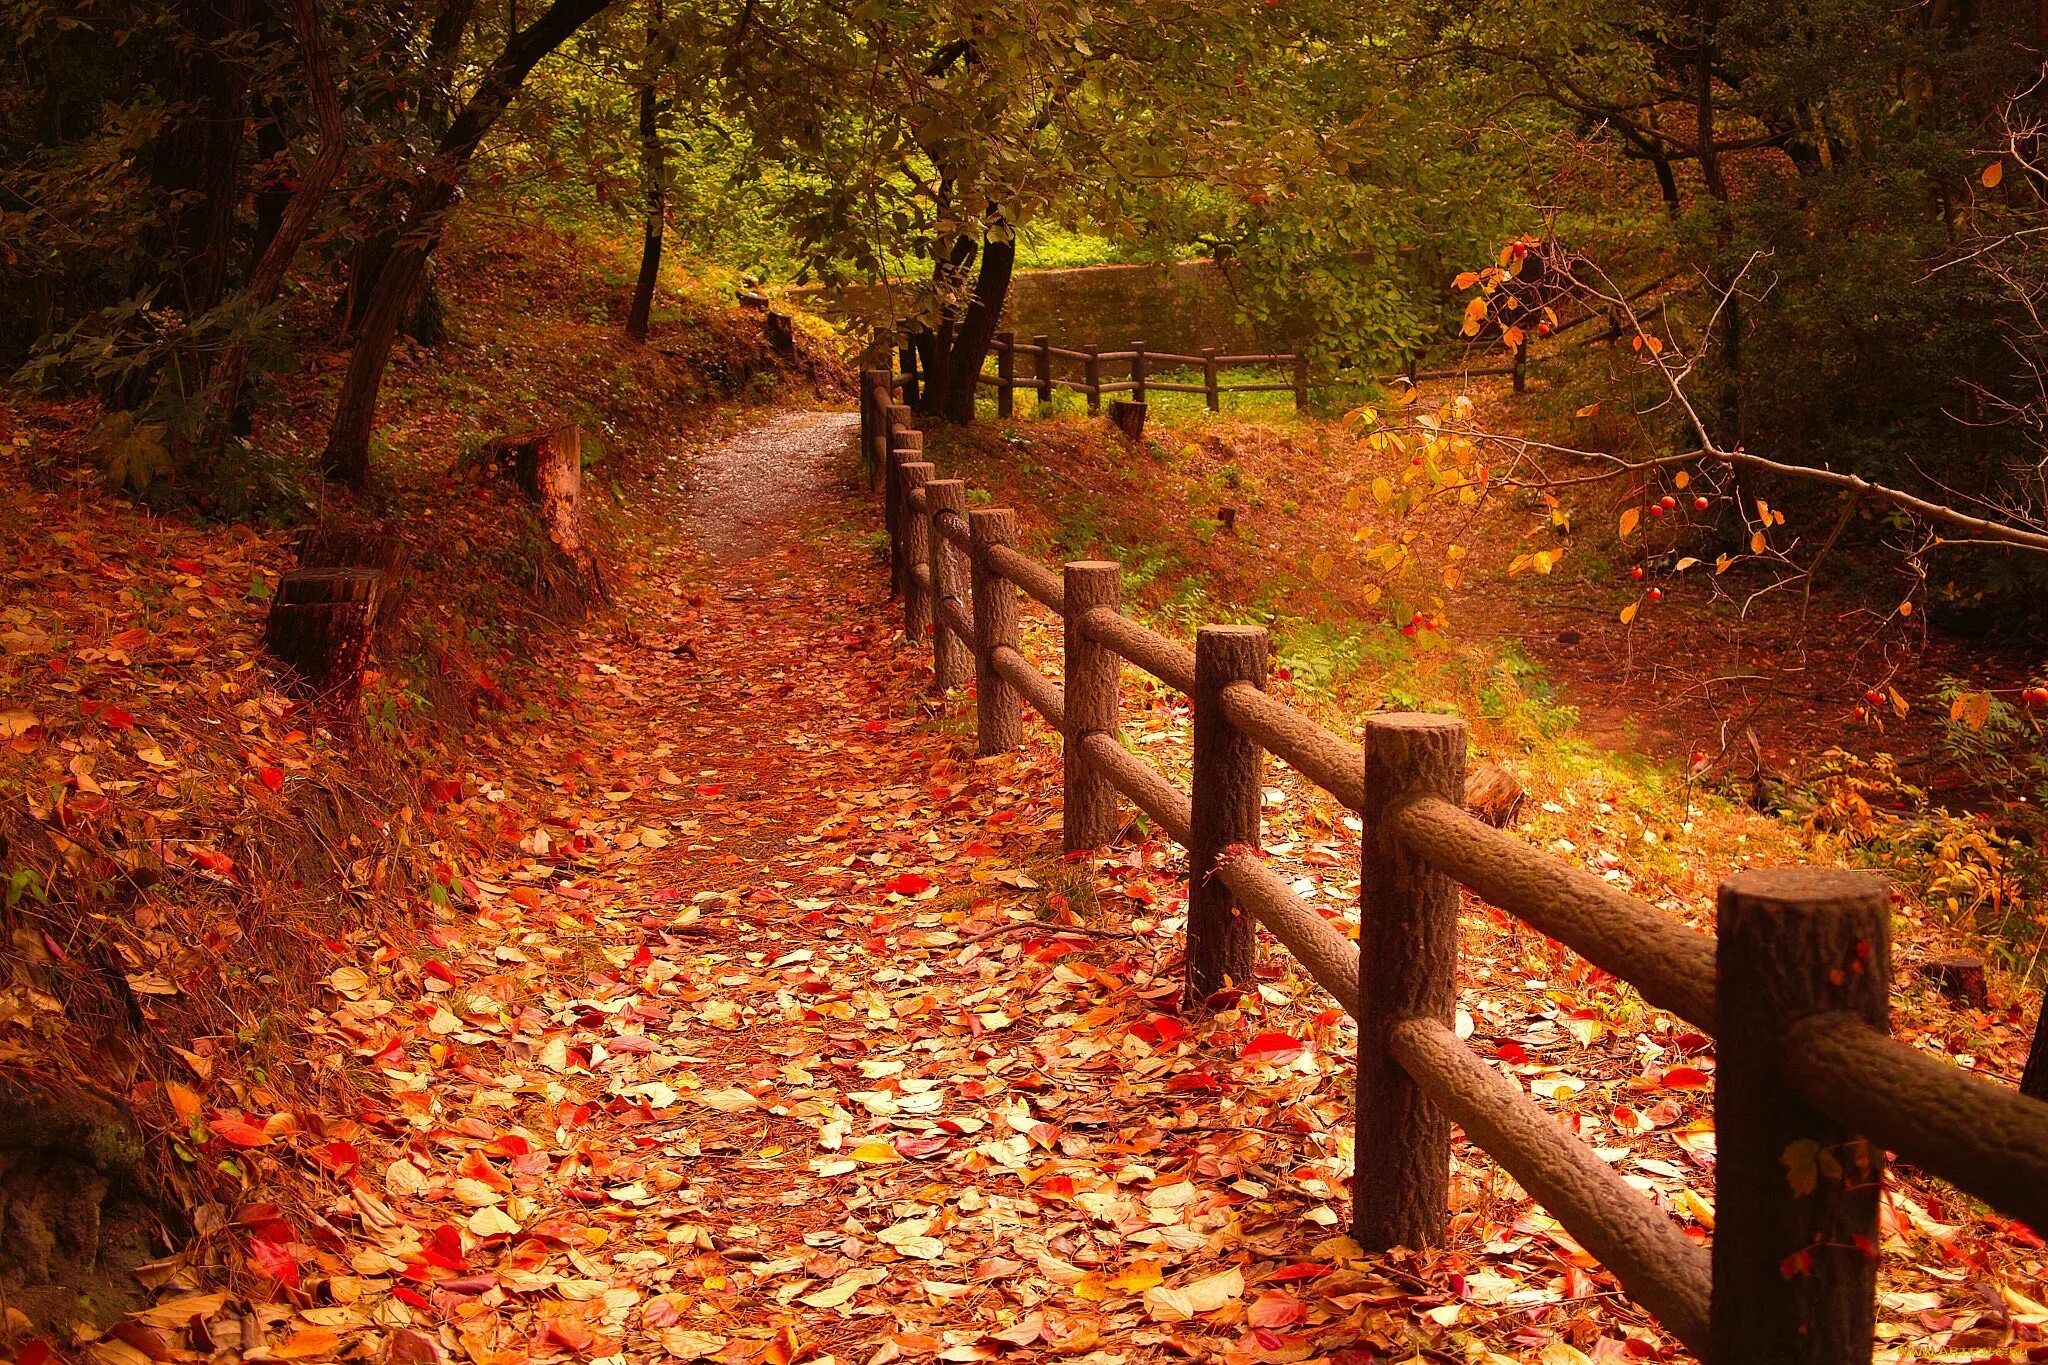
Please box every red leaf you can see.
[169,558,205,574]
[258,766,284,791]
[1246,1290,1305,1328]
[1241,1031,1305,1065]
[883,872,931,896]
[248,1238,300,1288]
[311,1140,360,1174]
[102,705,136,730]
[1165,1069,1224,1093]
[1661,1066,1712,1090]
[207,1114,270,1148]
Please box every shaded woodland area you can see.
[7,1,2048,1362]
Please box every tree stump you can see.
[765,310,796,354]
[292,527,407,636]
[1108,399,1146,441]
[264,567,381,698]
[1922,956,1989,1009]
[480,423,606,603]
[1464,761,1524,827]
[2023,999,2048,1101]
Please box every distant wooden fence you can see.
[893,331,1537,420]
[856,374,2048,1364]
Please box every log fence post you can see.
[900,460,934,645]
[1293,354,1310,413]
[1187,625,1267,1004]
[1354,713,1466,1249]
[886,424,921,600]
[968,509,1022,756]
[1085,346,1103,416]
[1203,348,1220,413]
[1062,561,1121,851]
[1035,334,1053,408]
[996,331,1015,419]
[1712,868,1891,1365]
[1132,342,1147,403]
[898,342,919,408]
[925,479,972,693]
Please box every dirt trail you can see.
[307,411,1365,1364]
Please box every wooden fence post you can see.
[1062,561,1121,851]
[1712,868,1891,1365]
[925,479,972,693]
[969,509,1022,756]
[996,332,1015,419]
[1035,335,1053,408]
[1203,348,1220,413]
[886,425,921,600]
[858,367,873,485]
[1355,713,1466,1250]
[1187,624,1267,1004]
[898,342,919,408]
[1293,354,1310,413]
[1132,342,1147,403]
[1085,347,1103,416]
[900,460,934,645]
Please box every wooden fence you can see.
[856,373,2048,1364]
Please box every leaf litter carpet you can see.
[172,413,2041,1365]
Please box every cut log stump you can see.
[765,310,796,354]
[1464,761,1524,828]
[264,567,380,699]
[1108,399,1146,441]
[479,423,607,604]
[1923,956,1989,1009]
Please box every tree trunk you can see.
[916,234,977,420]
[2023,999,2048,1102]
[320,0,620,485]
[624,0,665,344]
[940,226,1016,425]
[142,0,257,321]
[208,0,346,447]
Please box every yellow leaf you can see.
[1750,531,1767,554]
[1888,686,1908,718]
[1674,557,1699,571]
[1715,554,1732,574]
[1361,584,1382,605]
[1442,565,1463,590]
[1446,543,1467,561]
[1645,335,1664,355]
[1531,549,1559,574]
[1953,692,1993,732]
[1674,470,1690,489]
[849,1141,901,1164]
[1109,1260,1163,1292]
[1371,476,1393,506]
[166,1081,204,1126]
[1618,507,1640,539]
[1898,599,1913,617]
[1574,402,1600,418]
[1984,160,2005,188]
[274,1328,342,1361]
[1310,551,1335,581]
[1453,271,1480,289]
[1619,602,1638,625]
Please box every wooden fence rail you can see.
[857,373,2048,1364]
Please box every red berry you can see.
[1402,623,1418,637]
[1648,588,1663,601]
[1863,689,1884,705]
[1650,504,1665,518]
[2025,687,2048,706]
[1854,706,1867,720]
[1693,496,1710,511]
[1630,566,1644,580]
[1659,495,1677,510]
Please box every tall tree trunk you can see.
[338,0,478,336]
[143,0,257,321]
[624,0,665,344]
[941,225,1015,425]
[321,0,619,485]
[207,0,346,447]
[917,234,976,419]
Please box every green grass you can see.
[972,363,1383,426]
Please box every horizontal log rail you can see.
[857,374,2048,1364]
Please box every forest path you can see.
[311,410,1373,1365]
